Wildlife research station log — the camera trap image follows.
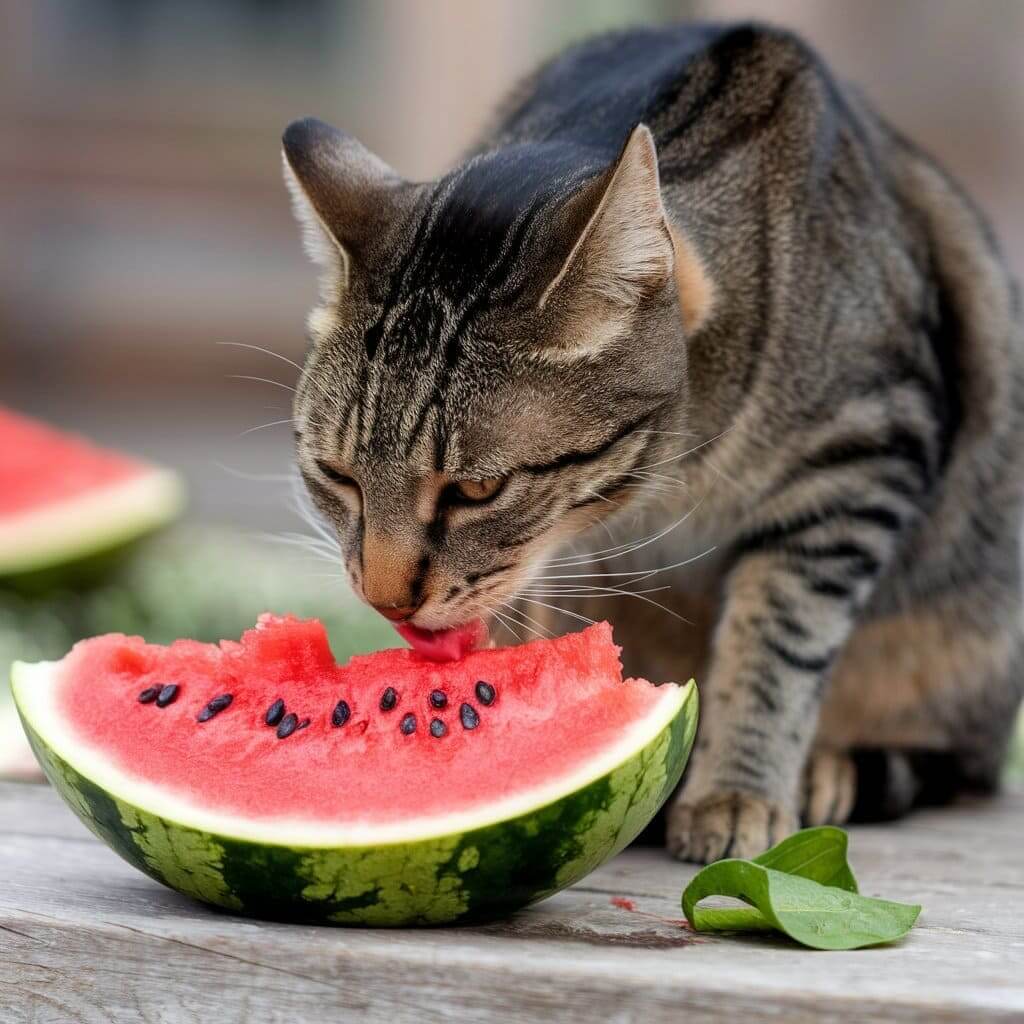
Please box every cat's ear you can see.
[281,118,402,290]
[537,124,675,356]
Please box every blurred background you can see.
[3,0,1023,531]
[1,2,1022,775]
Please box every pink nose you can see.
[372,603,418,623]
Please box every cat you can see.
[282,22,1024,863]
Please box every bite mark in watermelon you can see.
[12,616,697,925]
[0,407,183,579]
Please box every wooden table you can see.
[1,781,1021,1023]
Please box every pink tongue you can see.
[395,618,489,662]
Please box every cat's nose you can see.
[372,602,420,623]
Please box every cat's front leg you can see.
[667,542,884,863]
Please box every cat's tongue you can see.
[395,618,490,662]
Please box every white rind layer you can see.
[0,704,40,778]
[12,657,694,848]
[0,469,185,575]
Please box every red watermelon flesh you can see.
[0,406,183,576]
[48,615,675,827]
[0,408,146,517]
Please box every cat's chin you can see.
[395,618,490,662]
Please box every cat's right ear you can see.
[282,118,403,290]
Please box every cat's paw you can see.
[801,749,857,826]
[667,790,798,863]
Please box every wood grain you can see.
[0,781,1021,1023]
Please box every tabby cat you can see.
[283,23,1024,862]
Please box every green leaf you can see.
[682,861,920,949]
[754,826,858,892]
[687,826,860,933]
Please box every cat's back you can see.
[489,24,721,154]
[487,22,838,161]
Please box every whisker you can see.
[631,425,734,473]
[488,607,524,644]
[496,602,548,642]
[546,483,713,568]
[517,596,597,628]
[266,530,338,555]
[501,602,556,639]
[704,457,745,492]
[288,475,342,549]
[234,418,295,438]
[531,549,710,582]
[219,340,335,406]
[520,583,672,596]
[220,342,303,374]
[521,583,691,624]
[213,461,295,483]
[626,470,689,488]
[217,341,303,373]
[227,374,297,394]
[547,515,676,566]
[634,428,698,438]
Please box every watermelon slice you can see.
[0,407,183,581]
[12,615,697,925]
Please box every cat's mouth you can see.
[395,618,490,662]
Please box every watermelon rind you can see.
[11,658,696,925]
[0,468,184,579]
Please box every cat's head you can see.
[282,117,712,643]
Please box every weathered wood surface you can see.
[0,781,1021,1023]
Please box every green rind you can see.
[2,538,156,596]
[18,684,696,926]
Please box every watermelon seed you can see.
[265,699,285,727]
[155,684,179,708]
[475,681,496,706]
[197,694,233,723]
[429,690,447,709]
[400,713,417,735]
[460,703,480,730]
[276,713,299,739]
[331,699,351,727]
[137,687,160,704]
[380,687,398,712]
[430,718,447,738]
[297,718,311,731]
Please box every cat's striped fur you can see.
[283,23,1024,862]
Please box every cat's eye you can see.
[443,476,507,506]
[316,460,357,490]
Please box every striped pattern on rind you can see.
[18,684,696,926]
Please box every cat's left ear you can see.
[281,118,403,290]
[538,124,712,359]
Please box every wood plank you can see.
[0,781,1021,1023]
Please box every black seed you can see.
[155,684,179,708]
[429,690,447,709]
[331,699,351,728]
[296,718,311,731]
[137,687,160,704]
[265,699,285,727]
[379,687,398,712]
[197,693,233,723]
[460,703,480,730]
[475,681,496,706]
[430,718,447,738]
[400,713,417,735]
[276,713,298,739]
